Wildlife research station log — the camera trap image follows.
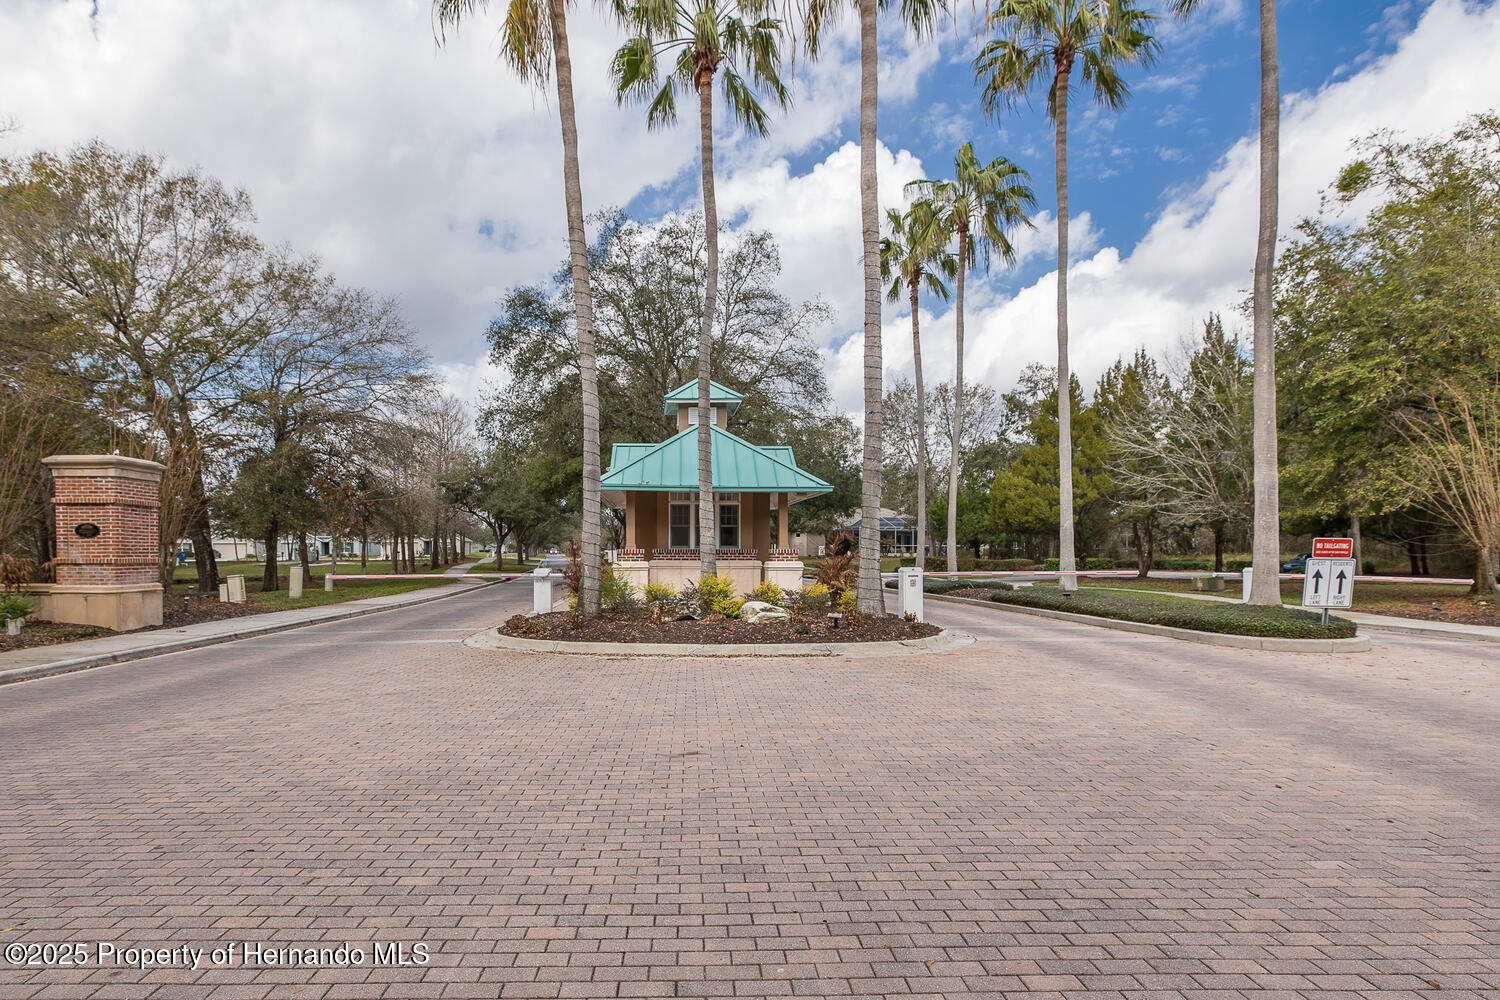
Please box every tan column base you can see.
[26,583,164,631]
[614,560,650,596]
[762,561,805,593]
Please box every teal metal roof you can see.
[609,443,656,469]
[661,379,745,416]
[601,425,832,495]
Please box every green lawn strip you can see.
[467,557,537,574]
[171,559,462,591]
[974,586,1356,639]
[249,576,452,611]
[917,581,1356,639]
[1099,576,1471,610]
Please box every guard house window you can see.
[717,493,740,550]
[686,406,699,425]
[669,492,695,549]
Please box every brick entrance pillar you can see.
[36,455,166,630]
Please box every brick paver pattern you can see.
[1,585,1497,999]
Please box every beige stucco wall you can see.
[763,561,805,593]
[27,583,164,630]
[674,404,728,432]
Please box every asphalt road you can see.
[1,582,1496,999]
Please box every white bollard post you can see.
[897,566,924,622]
[325,573,335,592]
[532,566,555,615]
[1241,567,1253,604]
[289,564,303,599]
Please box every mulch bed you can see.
[1359,600,1500,628]
[0,595,274,652]
[504,611,940,644]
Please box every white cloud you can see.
[941,0,1500,406]
[5,0,1497,427]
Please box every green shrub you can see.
[0,592,36,619]
[985,587,1356,639]
[601,568,640,614]
[836,589,857,614]
[748,581,783,605]
[787,582,833,617]
[643,580,675,602]
[697,574,743,617]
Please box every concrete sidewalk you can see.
[0,574,506,685]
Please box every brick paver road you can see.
[1,583,1497,999]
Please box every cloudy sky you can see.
[4,0,1499,414]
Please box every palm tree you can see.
[907,144,1035,574]
[612,0,788,582]
[1169,0,1280,604]
[974,0,1156,591]
[803,0,943,612]
[880,203,956,572]
[434,0,605,616]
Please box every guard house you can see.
[602,381,833,594]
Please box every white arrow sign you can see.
[1302,558,1356,609]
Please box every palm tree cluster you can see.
[432,0,1285,615]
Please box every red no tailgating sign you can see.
[1312,537,1354,559]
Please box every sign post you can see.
[1302,537,1355,624]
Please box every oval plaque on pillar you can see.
[74,522,101,539]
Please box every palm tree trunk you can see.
[910,279,928,573]
[947,226,966,575]
[1248,0,1282,605]
[697,76,718,580]
[1054,63,1077,593]
[855,0,885,614]
[550,0,603,617]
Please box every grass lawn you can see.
[1095,575,1474,611]
[977,585,1358,639]
[167,558,461,613]
[251,576,452,611]
[466,555,539,573]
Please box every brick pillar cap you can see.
[43,454,166,480]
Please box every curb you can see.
[1335,614,1500,644]
[925,593,1373,653]
[0,578,510,687]
[464,627,975,659]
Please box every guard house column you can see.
[777,493,789,549]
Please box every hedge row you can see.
[1042,557,1117,570]
[977,586,1356,639]
[1150,556,1253,572]
[896,556,1037,571]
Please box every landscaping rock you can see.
[660,597,705,621]
[739,601,790,624]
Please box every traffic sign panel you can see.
[1302,557,1355,608]
[1312,537,1354,559]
